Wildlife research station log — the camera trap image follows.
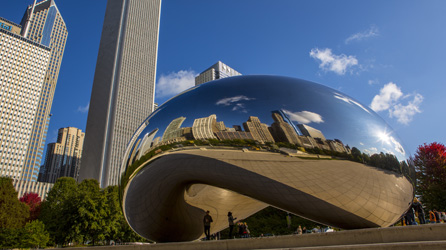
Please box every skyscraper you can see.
[20,0,68,181]
[0,18,51,180]
[195,61,241,85]
[39,127,84,183]
[243,116,275,143]
[79,0,162,187]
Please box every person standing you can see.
[227,212,237,239]
[412,197,426,224]
[203,211,213,240]
[433,209,441,223]
[296,225,303,235]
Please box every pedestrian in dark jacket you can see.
[227,212,237,239]
[412,197,426,224]
[203,211,213,240]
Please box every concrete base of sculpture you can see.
[123,148,413,242]
[63,224,446,250]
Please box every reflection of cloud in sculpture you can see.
[216,95,255,113]
[363,147,378,155]
[282,109,324,124]
[375,129,405,156]
[232,103,248,113]
[334,93,371,114]
[390,136,405,155]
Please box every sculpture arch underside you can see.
[123,149,413,242]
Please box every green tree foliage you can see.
[39,177,144,246]
[76,179,107,245]
[0,177,29,229]
[20,220,50,248]
[20,192,42,222]
[413,142,446,210]
[40,177,79,246]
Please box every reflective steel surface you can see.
[120,75,415,242]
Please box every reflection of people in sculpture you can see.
[203,211,213,240]
[227,211,237,239]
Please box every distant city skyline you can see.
[1,0,445,161]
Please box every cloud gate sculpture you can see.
[120,75,415,242]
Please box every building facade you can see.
[79,0,162,187]
[13,179,53,199]
[20,0,68,182]
[0,21,51,180]
[297,124,326,140]
[195,61,241,85]
[39,127,84,183]
[269,112,301,145]
[243,116,275,143]
[192,114,218,140]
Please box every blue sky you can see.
[2,0,445,156]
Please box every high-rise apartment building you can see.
[269,112,301,145]
[79,0,162,187]
[0,19,51,180]
[39,127,84,183]
[20,0,68,181]
[243,116,275,144]
[195,61,242,86]
[162,117,186,142]
[297,124,326,140]
[192,114,218,140]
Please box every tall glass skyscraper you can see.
[79,0,161,187]
[20,0,68,181]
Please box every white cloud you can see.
[345,25,379,44]
[370,82,423,124]
[77,102,89,113]
[282,109,324,124]
[368,79,379,85]
[389,94,423,125]
[216,95,255,113]
[309,48,358,75]
[156,70,196,98]
[216,95,254,106]
[370,82,403,112]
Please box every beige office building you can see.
[79,0,162,187]
[40,127,84,183]
[243,116,275,143]
[0,22,50,180]
[297,124,326,140]
[195,61,242,86]
[192,115,218,140]
[20,0,68,181]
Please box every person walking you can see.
[227,212,237,239]
[203,211,213,240]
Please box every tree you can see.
[20,192,42,221]
[76,179,107,245]
[20,220,50,248]
[40,177,79,246]
[0,177,29,229]
[413,142,446,210]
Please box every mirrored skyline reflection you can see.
[121,75,415,242]
[122,75,412,178]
